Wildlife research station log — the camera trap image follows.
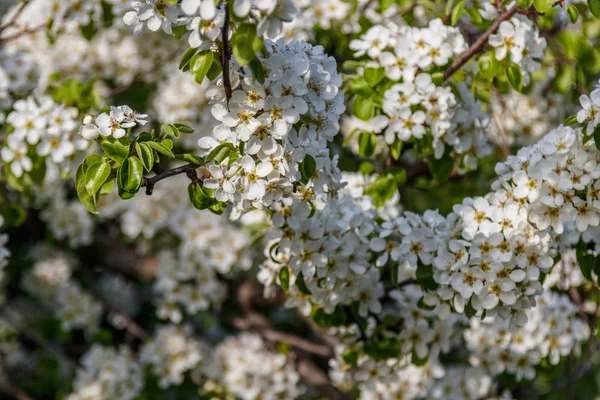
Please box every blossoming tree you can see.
[2,0,600,398]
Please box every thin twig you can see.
[80,269,150,340]
[141,163,201,195]
[0,0,31,34]
[221,2,232,105]
[0,23,45,43]
[0,309,79,369]
[0,350,34,400]
[443,4,519,81]
[233,280,349,400]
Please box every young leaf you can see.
[589,0,600,19]
[390,138,403,160]
[188,183,217,209]
[135,142,155,172]
[117,156,143,194]
[147,141,175,158]
[85,161,111,196]
[206,143,235,163]
[179,47,198,71]
[231,23,264,66]
[279,267,290,292]
[76,163,99,214]
[516,0,533,9]
[358,132,377,157]
[506,65,523,92]
[364,67,385,86]
[353,95,375,121]
[450,0,466,25]
[101,137,130,164]
[299,154,317,182]
[566,4,579,22]
[161,124,180,138]
[534,0,554,13]
[190,50,214,84]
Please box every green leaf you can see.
[101,137,130,164]
[506,65,523,92]
[516,0,533,9]
[364,67,385,87]
[1,204,27,227]
[188,183,217,209]
[279,267,290,292]
[206,58,222,81]
[429,150,454,182]
[76,163,98,214]
[161,124,180,139]
[416,264,439,290]
[358,132,377,158]
[171,24,187,40]
[566,4,579,22]
[593,124,600,150]
[412,349,430,366]
[450,0,466,25]
[174,153,204,165]
[296,272,311,295]
[349,77,373,97]
[190,50,214,84]
[353,95,375,121]
[364,337,401,360]
[179,47,198,71]
[342,350,359,366]
[390,138,403,160]
[172,122,194,133]
[99,180,114,196]
[147,141,174,158]
[135,142,154,172]
[533,0,554,13]
[364,173,397,207]
[249,57,265,84]
[85,161,111,196]
[313,307,347,328]
[478,53,499,80]
[564,114,579,126]
[117,156,143,194]
[231,23,264,66]
[206,143,235,163]
[299,154,317,183]
[589,0,600,19]
[378,0,395,11]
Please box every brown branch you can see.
[141,163,201,195]
[233,281,350,400]
[0,308,79,369]
[80,269,150,340]
[0,0,31,34]
[221,2,232,106]
[443,4,519,81]
[0,351,34,400]
[0,24,45,43]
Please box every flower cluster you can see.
[124,0,297,44]
[99,175,252,322]
[80,105,148,140]
[349,19,491,168]
[2,96,88,176]
[202,333,305,399]
[22,248,102,332]
[140,325,203,388]
[200,38,345,211]
[489,15,547,86]
[0,50,39,110]
[465,290,589,381]
[67,345,143,400]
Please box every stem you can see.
[0,0,31,34]
[221,2,233,105]
[141,163,201,195]
[0,308,79,369]
[443,4,519,81]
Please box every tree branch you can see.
[80,268,150,340]
[0,350,34,400]
[0,308,79,369]
[221,2,233,105]
[141,163,201,195]
[233,281,350,400]
[0,0,31,34]
[443,4,519,81]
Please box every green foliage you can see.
[298,154,317,183]
[190,50,215,84]
[231,23,264,66]
[117,156,143,196]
